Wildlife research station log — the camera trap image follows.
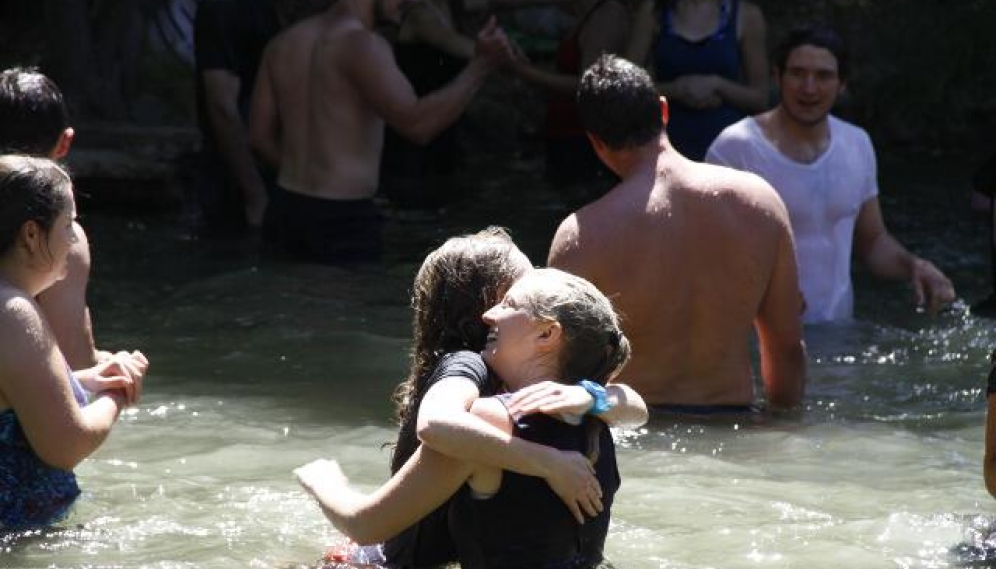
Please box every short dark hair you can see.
[0,155,73,256]
[578,55,663,150]
[773,24,849,81]
[0,67,69,156]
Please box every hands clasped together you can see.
[76,350,149,407]
[474,16,528,70]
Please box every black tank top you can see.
[448,412,619,569]
[384,351,496,568]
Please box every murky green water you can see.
[3,151,995,568]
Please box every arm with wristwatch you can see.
[416,378,648,521]
[503,380,649,427]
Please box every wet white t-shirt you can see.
[706,115,878,323]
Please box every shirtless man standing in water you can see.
[548,55,806,412]
[250,0,513,263]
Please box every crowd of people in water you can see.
[1,0,994,567]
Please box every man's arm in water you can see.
[854,197,955,315]
[754,191,806,409]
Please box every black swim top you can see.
[448,411,619,569]
[384,350,498,568]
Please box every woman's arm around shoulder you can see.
[503,380,649,428]
[416,376,604,522]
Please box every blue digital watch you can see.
[579,379,611,415]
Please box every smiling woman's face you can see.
[480,272,550,389]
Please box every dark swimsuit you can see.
[1,370,88,529]
[448,398,618,569]
[262,185,382,264]
[652,0,743,161]
[380,2,466,209]
[383,351,498,568]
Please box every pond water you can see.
[3,150,995,569]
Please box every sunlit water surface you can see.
[3,152,996,569]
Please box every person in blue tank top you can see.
[297,267,633,569]
[0,156,148,530]
[626,0,769,161]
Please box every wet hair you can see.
[519,268,631,462]
[0,67,69,156]
[390,227,530,473]
[0,155,72,257]
[772,24,850,81]
[577,54,663,150]
[520,268,630,387]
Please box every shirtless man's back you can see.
[250,0,508,261]
[549,55,806,409]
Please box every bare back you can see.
[263,8,385,199]
[550,151,803,406]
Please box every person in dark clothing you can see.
[295,231,646,568]
[193,0,279,232]
[448,402,619,569]
[626,0,769,161]
[379,0,468,208]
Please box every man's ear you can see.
[50,127,74,160]
[659,96,669,126]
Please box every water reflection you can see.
[5,152,995,568]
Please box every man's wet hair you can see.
[577,55,663,150]
[0,67,69,156]
[772,24,850,81]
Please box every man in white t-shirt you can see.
[706,25,955,324]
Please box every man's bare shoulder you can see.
[548,190,627,272]
[689,160,787,218]
[262,15,318,66]
[312,20,393,80]
[549,212,581,265]
[321,17,388,54]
